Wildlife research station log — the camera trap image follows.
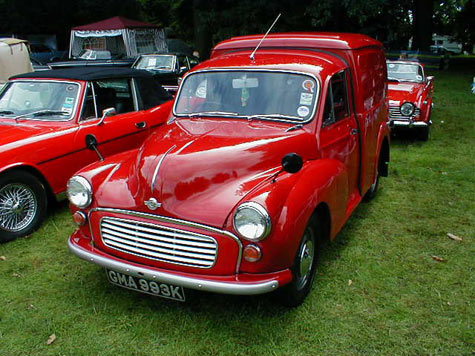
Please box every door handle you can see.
[135,121,147,129]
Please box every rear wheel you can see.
[278,218,319,307]
[0,171,47,242]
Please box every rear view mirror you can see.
[232,77,259,89]
[98,107,116,126]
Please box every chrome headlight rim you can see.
[67,175,93,209]
[233,201,272,242]
[400,102,415,116]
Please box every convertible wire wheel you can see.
[0,183,37,232]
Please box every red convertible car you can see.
[0,67,172,241]
[67,33,390,306]
[387,60,434,140]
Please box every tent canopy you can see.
[72,16,158,31]
[69,16,167,59]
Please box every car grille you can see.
[389,106,421,119]
[100,217,218,268]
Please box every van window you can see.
[323,71,350,126]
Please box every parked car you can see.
[29,43,66,64]
[67,33,390,306]
[132,53,199,93]
[0,67,172,242]
[387,60,434,140]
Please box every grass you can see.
[1,70,474,356]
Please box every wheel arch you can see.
[0,165,56,205]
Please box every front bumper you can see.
[389,119,432,128]
[69,234,292,295]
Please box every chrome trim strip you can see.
[99,216,218,269]
[89,208,243,273]
[390,120,429,127]
[69,237,279,295]
[151,144,176,193]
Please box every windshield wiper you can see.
[388,77,401,82]
[15,110,69,121]
[0,110,15,115]
[186,111,239,117]
[247,113,296,121]
[286,124,303,132]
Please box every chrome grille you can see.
[389,106,421,119]
[100,217,217,268]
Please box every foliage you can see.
[0,69,474,356]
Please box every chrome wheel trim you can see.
[0,183,38,233]
[296,229,315,290]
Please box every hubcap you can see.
[0,183,37,233]
[296,229,315,290]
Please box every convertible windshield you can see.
[174,70,319,122]
[387,62,424,83]
[134,55,175,72]
[0,81,80,120]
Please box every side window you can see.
[94,79,134,115]
[323,71,350,126]
[135,77,173,110]
[80,82,97,120]
[177,55,188,71]
[188,56,199,68]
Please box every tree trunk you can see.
[412,0,434,51]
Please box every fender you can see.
[235,158,348,273]
[0,162,55,199]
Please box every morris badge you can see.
[145,198,161,210]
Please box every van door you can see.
[319,70,360,211]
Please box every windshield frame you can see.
[0,79,82,122]
[172,68,321,125]
[387,61,425,84]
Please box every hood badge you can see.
[145,198,161,210]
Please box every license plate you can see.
[106,269,185,302]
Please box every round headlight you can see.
[233,202,271,241]
[67,176,93,208]
[400,102,415,116]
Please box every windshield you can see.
[387,62,424,83]
[0,81,80,120]
[174,70,319,123]
[134,55,175,71]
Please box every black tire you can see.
[278,218,320,307]
[364,170,380,201]
[0,171,47,242]
[418,126,430,141]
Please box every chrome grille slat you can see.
[102,233,215,260]
[101,229,216,256]
[103,219,211,242]
[101,222,216,249]
[389,106,421,119]
[105,239,212,266]
[100,217,218,268]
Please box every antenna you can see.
[250,13,281,61]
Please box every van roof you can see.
[212,32,383,57]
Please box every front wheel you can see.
[0,171,47,242]
[278,219,319,307]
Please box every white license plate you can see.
[106,269,185,302]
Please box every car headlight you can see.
[400,102,415,116]
[233,202,271,241]
[67,176,93,208]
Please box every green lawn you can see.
[1,70,474,356]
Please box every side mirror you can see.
[85,134,104,161]
[98,107,116,126]
[179,66,188,74]
[281,153,303,174]
[427,76,434,82]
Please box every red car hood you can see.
[387,82,423,104]
[94,118,317,228]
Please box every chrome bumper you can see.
[68,237,280,295]
[390,119,432,128]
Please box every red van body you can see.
[68,33,390,306]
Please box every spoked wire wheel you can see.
[0,183,38,232]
